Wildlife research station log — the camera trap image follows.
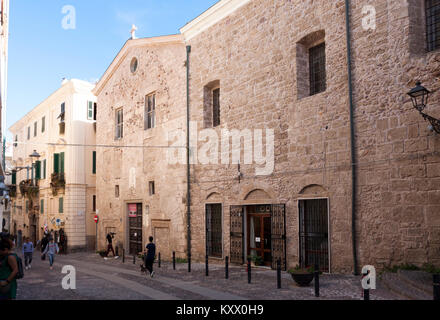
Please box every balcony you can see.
[51,172,66,196]
[7,185,17,198]
[18,180,39,199]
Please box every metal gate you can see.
[206,204,223,258]
[271,204,286,270]
[299,199,329,272]
[129,203,143,255]
[230,206,244,264]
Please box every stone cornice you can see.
[93,34,184,96]
[180,0,251,41]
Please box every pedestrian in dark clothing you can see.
[143,236,156,278]
[106,233,116,257]
[41,235,49,253]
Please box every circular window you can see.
[130,57,138,73]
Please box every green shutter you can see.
[40,199,44,214]
[43,160,46,179]
[92,151,96,174]
[59,197,63,213]
[60,152,65,174]
[12,171,16,185]
[35,161,41,180]
[54,153,59,173]
[88,101,93,119]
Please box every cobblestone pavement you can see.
[15,251,402,300]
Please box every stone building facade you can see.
[94,0,440,273]
[9,79,97,251]
[179,0,440,273]
[93,35,188,258]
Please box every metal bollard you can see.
[173,251,176,270]
[158,253,161,268]
[225,256,229,279]
[133,254,136,265]
[277,259,281,289]
[115,246,119,257]
[206,255,209,276]
[247,258,251,284]
[122,249,125,263]
[188,253,191,273]
[363,271,370,301]
[434,274,440,301]
[314,264,320,297]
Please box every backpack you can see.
[5,254,24,280]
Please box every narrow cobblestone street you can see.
[15,251,402,300]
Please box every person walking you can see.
[143,236,156,278]
[42,238,59,270]
[105,232,117,258]
[41,234,49,254]
[22,237,34,270]
[0,238,19,300]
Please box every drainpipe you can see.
[345,0,359,275]
[186,45,192,264]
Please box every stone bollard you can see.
[122,249,125,263]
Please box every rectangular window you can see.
[206,203,223,258]
[92,195,96,212]
[60,152,65,174]
[27,127,30,140]
[43,159,46,179]
[59,197,64,214]
[34,122,37,137]
[94,102,97,121]
[88,101,94,120]
[115,108,123,139]
[14,135,18,147]
[92,151,96,174]
[40,199,44,214]
[309,43,326,96]
[145,93,156,130]
[59,102,65,122]
[427,0,440,51]
[149,181,155,196]
[53,153,64,174]
[42,116,45,133]
[115,185,120,198]
[212,88,220,127]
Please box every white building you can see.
[9,79,97,251]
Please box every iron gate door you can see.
[230,206,244,265]
[129,203,143,255]
[299,199,329,272]
[206,204,223,258]
[271,204,286,270]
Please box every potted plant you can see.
[288,265,315,287]
[247,255,264,267]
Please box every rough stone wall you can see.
[96,42,188,258]
[185,0,440,272]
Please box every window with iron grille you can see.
[212,88,220,127]
[427,0,440,51]
[92,195,96,212]
[115,108,123,139]
[145,93,156,130]
[309,43,326,96]
[115,185,119,198]
[206,203,223,258]
[149,181,155,196]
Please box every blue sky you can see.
[6,0,218,140]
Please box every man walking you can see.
[22,237,34,270]
[106,232,117,258]
[143,236,156,278]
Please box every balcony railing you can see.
[7,185,17,198]
[19,180,39,199]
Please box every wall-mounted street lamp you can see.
[29,150,41,186]
[407,82,440,134]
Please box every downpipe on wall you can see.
[186,45,192,265]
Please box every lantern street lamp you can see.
[29,150,41,186]
[407,82,440,134]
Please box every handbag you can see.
[0,280,11,295]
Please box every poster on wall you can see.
[128,204,137,217]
